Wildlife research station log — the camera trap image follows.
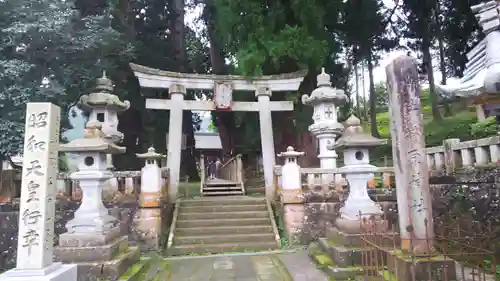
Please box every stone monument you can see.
[386,56,456,280]
[0,103,77,281]
[328,115,387,234]
[302,68,346,184]
[54,121,140,281]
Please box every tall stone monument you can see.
[0,103,77,281]
[386,56,434,254]
[302,68,346,184]
[385,55,458,281]
[55,121,140,281]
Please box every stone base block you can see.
[139,192,163,208]
[131,208,163,251]
[386,250,457,281]
[75,246,141,281]
[280,189,304,204]
[318,237,368,267]
[326,227,400,248]
[282,203,305,245]
[0,263,77,281]
[58,226,121,247]
[54,236,128,263]
[308,242,364,280]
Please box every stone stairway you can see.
[168,196,281,256]
[202,178,244,196]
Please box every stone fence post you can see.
[443,138,460,173]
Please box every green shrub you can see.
[364,108,498,165]
[470,116,498,138]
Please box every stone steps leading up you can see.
[203,178,244,196]
[176,224,275,236]
[174,233,276,245]
[178,210,269,220]
[169,241,279,255]
[180,203,267,213]
[176,217,271,228]
[181,197,264,206]
[169,196,280,256]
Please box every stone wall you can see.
[0,200,173,272]
[282,166,500,248]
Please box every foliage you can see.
[367,104,497,165]
[470,117,498,139]
[0,0,133,157]
[213,0,336,76]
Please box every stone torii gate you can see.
[130,63,305,201]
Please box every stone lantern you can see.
[78,71,130,170]
[328,115,387,233]
[55,121,139,280]
[278,146,304,203]
[136,146,166,207]
[59,121,126,232]
[302,68,346,183]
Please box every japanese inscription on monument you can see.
[386,56,433,254]
[17,103,60,270]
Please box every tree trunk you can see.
[354,61,361,118]
[170,0,199,180]
[204,1,235,159]
[361,61,368,121]
[367,52,380,137]
[435,0,452,117]
[422,35,442,121]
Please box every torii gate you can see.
[130,63,305,201]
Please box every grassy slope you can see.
[363,105,499,165]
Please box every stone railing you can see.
[56,169,169,201]
[1,168,169,203]
[426,136,500,172]
[273,166,394,193]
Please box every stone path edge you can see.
[162,247,305,261]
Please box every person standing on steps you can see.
[215,158,222,179]
[208,158,216,179]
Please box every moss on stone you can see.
[390,249,448,262]
[382,270,399,281]
[119,259,147,280]
[315,253,335,267]
[326,239,360,251]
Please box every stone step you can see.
[178,210,268,220]
[205,182,240,187]
[176,225,274,236]
[203,186,242,191]
[181,197,266,207]
[176,217,271,228]
[308,242,365,280]
[202,190,244,196]
[180,204,267,213]
[169,241,279,256]
[174,233,276,245]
